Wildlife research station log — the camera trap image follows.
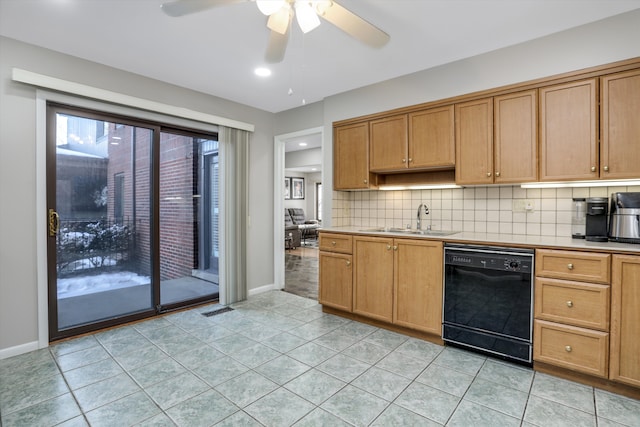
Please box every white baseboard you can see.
[248,283,279,297]
[0,341,42,360]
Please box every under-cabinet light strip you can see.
[520,179,640,189]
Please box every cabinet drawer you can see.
[319,233,352,254]
[535,278,610,331]
[536,249,610,284]
[534,320,609,378]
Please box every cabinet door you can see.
[610,255,640,387]
[393,239,443,335]
[601,69,640,179]
[319,251,353,312]
[494,90,538,183]
[369,115,408,172]
[455,98,493,185]
[334,122,371,190]
[539,79,598,181]
[353,236,394,322]
[408,106,455,170]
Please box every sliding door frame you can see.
[46,102,219,341]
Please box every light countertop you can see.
[320,226,640,254]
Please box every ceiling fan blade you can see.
[318,1,389,48]
[160,0,244,17]
[265,28,289,63]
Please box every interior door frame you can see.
[273,126,323,290]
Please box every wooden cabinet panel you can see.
[393,239,443,334]
[536,249,610,284]
[353,236,394,322]
[319,251,353,312]
[610,255,640,387]
[534,320,609,378]
[601,69,640,179]
[319,232,352,254]
[369,115,408,172]
[334,122,372,190]
[535,278,610,331]
[455,98,493,185]
[494,90,538,183]
[408,106,455,169]
[539,79,598,181]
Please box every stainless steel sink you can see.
[358,227,460,236]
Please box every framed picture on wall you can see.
[292,177,305,199]
[284,177,291,200]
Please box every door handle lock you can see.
[48,209,60,237]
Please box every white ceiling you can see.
[2,0,639,113]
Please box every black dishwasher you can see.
[443,244,534,365]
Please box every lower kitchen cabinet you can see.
[394,239,443,334]
[610,254,640,387]
[352,236,443,333]
[534,320,609,378]
[353,236,394,322]
[318,251,353,312]
[318,232,353,312]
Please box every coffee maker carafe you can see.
[585,197,608,242]
[571,198,586,239]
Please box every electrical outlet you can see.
[512,199,535,212]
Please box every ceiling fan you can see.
[160,0,390,63]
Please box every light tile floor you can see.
[1,290,640,426]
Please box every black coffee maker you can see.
[585,197,608,242]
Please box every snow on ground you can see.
[58,271,150,299]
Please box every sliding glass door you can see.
[47,104,219,340]
[159,133,219,307]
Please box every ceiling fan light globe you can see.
[256,0,286,16]
[295,1,320,33]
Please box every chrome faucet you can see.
[416,203,429,230]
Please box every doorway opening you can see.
[276,128,323,300]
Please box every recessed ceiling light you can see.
[299,142,307,147]
[254,67,271,77]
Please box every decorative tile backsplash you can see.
[332,185,640,237]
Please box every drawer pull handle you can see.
[346,261,351,267]
[566,301,573,308]
[393,245,398,251]
[591,166,596,172]
[567,263,574,270]
[565,345,572,352]
[386,244,392,250]
[331,241,336,246]
[486,172,492,177]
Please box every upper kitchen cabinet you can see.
[369,114,408,172]
[455,98,494,185]
[369,106,455,173]
[334,122,374,190]
[539,79,598,181]
[408,106,455,170]
[494,90,538,183]
[600,69,640,180]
